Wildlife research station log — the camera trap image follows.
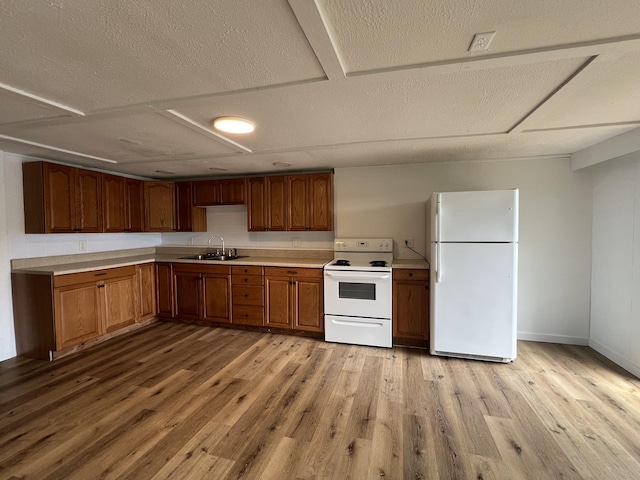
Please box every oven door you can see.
[323,269,392,319]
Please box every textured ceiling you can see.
[0,0,639,178]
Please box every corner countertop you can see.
[11,247,334,275]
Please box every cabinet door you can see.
[266,176,287,231]
[75,169,103,233]
[308,172,333,231]
[54,282,101,350]
[293,277,324,332]
[202,274,231,323]
[219,178,246,205]
[137,263,156,321]
[247,177,267,232]
[145,182,175,232]
[103,174,125,233]
[175,182,206,232]
[393,271,429,343]
[265,275,293,328]
[125,178,144,232]
[102,275,137,333]
[174,270,201,320]
[193,180,219,206]
[44,163,76,233]
[287,175,308,231]
[156,263,174,318]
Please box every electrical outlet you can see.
[188,236,194,246]
[292,237,301,248]
[468,31,496,52]
[404,238,414,248]
[79,240,87,251]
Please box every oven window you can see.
[339,282,376,300]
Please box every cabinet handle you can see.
[409,272,413,277]
[94,273,107,276]
[97,284,105,288]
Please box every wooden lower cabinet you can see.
[265,267,323,333]
[231,265,264,326]
[137,263,156,321]
[392,268,430,347]
[173,264,231,323]
[12,265,145,360]
[155,263,174,318]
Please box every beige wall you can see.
[0,153,593,361]
[335,157,593,344]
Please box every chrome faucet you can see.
[207,235,225,255]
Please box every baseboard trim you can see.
[517,332,589,346]
[589,339,640,379]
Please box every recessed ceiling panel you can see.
[1,111,239,162]
[0,0,325,111]
[176,58,585,151]
[319,0,640,73]
[525,51,640,130]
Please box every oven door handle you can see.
[324,271,390,280]
[331,318,386,327]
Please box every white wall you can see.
[335,157,593,344]
[0,153,17,360]
[161,205,334,250]
[0,153,593,361]
[590,152,640,378]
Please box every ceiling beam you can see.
[571,126,640,170]
[288,0,346,81]
[0,82,85,117]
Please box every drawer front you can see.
[232,305,264,326]
[232,265,263,276]
[232,274,263,286]
[54,265,136,288]
[232,285,264,306]
[393,268,429,282]
[264,266,323,279]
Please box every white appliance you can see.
[428,190,518,362]
[324,238,393,348]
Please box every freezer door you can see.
[430,242,517,360]
[434,190,518,242]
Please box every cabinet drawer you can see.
[232,285,264,306]
[232,265,263,276]
[54,265,136,288]
[232,274,264,286]
[393,268,429,282]
[264,266,323,278]
[232,305,264,326]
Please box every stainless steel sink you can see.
[180,254,247,261]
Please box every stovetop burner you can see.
[369,260,387,267]
[333,259,350,266]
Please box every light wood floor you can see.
[1,322,639,479]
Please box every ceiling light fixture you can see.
[213,116,255,134]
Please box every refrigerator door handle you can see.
[435,193,441,242]
[436,243,442,283]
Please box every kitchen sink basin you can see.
[180,254,247,261]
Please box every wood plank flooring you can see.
[1,322,639,479]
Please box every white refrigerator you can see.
[428,189,518,362]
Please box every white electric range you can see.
[323,238,393,348]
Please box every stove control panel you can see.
[334,238,393,253]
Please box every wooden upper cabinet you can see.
[266,176,287,231]
[287,175,308,231]
[102,174,125,233]
[175,182,207,232]
[248,176,289,232]
[193,178,246,206]
[144,181,175,232]
[308,172,333,231]
[124,178,144,232]
[22,161,103,233]
[247,177,267,232]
